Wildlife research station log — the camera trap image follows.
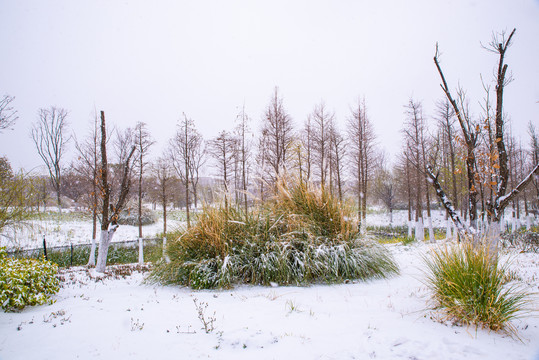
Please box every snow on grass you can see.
[1,242,538,360]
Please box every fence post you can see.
[138,238,144,264]
[43,235,48,261]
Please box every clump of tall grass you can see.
[149,179,398,289]
[423,242,532,335]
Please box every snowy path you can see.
[1,243,538,360]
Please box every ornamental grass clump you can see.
[0,247,60,312]
[149,179,398,289]
[423,242,532,335]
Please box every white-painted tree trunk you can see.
[407,220,413,238]
[526,215,532,230]
[87,238,97,266]
[415,218,424,241]
[445,219,452,240]
[96,229,115,273]
[511,216,516,233]
[486,221,501,259]
[138,238,144,264]
[427,217,434,243]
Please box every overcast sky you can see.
[1,0,538,173]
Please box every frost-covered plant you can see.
[149,178,398,289]
[0,247,60,312]
[423,242,532,335]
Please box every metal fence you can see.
[6,238,165,267]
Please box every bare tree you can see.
[235,106,252,214]
[429,29,539,251]
[329,123,347,202]
[260,87,294,188]
[95,111,137,272]
[434,44,480,230]
[73,113,100,266]
[301,117,314,183]
[31,107,70,212]
[134,122,154,263]
[170,114,203,228]
[310,101,334,188]
[373,153,397,224]
[208,130,237,209]
[348,98,376,230]
[0,95,18,132]
[153,153,174,255]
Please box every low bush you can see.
[0,247,60,312]
[149,179,398,289]
[423,242,531,334]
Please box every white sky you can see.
[1,0,538,172]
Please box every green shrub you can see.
[423,242,531,334]
[149,179,398,289]
[0,247,60,312]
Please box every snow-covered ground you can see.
[0,217,182,250]
[1,242,538,360]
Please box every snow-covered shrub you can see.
[423,242,531,334]
[149,179,398,289]
[0,247,60,312]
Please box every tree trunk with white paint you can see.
[96,228,117,272]
[88,237,97,266]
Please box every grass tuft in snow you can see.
[149,178,398,289]
[423,242,533,335]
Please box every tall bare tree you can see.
[153,153,174,255]
[73,113,100,266]
[434,44,480,230]
[329,123,347,202]
[235,106,252,214]
[208,130,237,209]
[310,101,334,188]
[170,114,203,228]
[0,95,18,133]
[348,98,375,230]
[429,29,539,251]
[31,107,70,212]
[134,122,154,263]
[95,111,137,272]
[260,87,294,188]
[301,117,314,184]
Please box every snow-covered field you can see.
[1,242,538,360]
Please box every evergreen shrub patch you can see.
[149,179,398,289]
[0,247,60,312]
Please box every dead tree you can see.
[95,111,136,272]
[31,107,70,212]
[0,95,18,132]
